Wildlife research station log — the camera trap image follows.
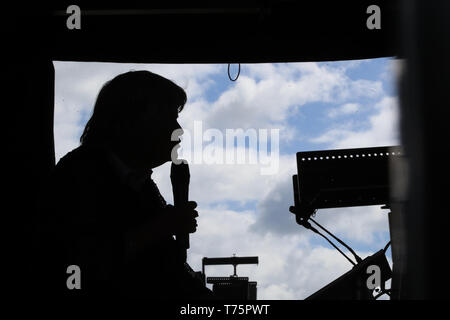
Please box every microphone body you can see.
[170,161,190,263]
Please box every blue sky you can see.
[53,57,400,299]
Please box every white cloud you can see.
[328,103,360,118]
[186,204,370,299]
[312,206,391,245]
[248,170,391,247]
[199,63,383,136]
[311,96,399,149]
[194,207,383,299]
[53,61,387,161]
[152,153,296,207]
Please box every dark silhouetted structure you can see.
[203,256,259,300]
[306,249,392,300]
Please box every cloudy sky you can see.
[53,58,400,299]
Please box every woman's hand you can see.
[164,201,198,234]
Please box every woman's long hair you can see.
[80,70,186,147]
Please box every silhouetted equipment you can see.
[202,256,258,300]
[291,146,399,299]
[207,277,258,300]
[306,249,392,300]
[170,161,190,264]
[295,146,402,220]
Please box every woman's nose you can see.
[171,122,183,140]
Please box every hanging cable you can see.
[299,220,356,266]
[315,230,357,266]
[309,217,363,264]
[227,63,240,81]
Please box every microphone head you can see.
[170,160,190,183]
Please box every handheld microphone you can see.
[170,160,190,263]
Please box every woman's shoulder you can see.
[54,145,113,186]
[57,144,109,169]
